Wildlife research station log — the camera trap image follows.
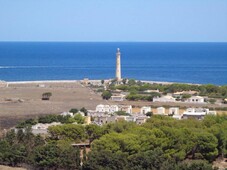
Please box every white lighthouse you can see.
[116,48,121,81]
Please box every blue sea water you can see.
[0,42,227,85]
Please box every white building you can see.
[111,94,126,101]
[109,105,119,113]
[94,115,116,125]
[37,84,46,88]
[140,106,151,114]
[96,104,110,113]
[172,115,182,120]
[169,107,179,115]
[186,96,205,103]
[32,122,62,130]
[120,105,132,114]
[135,116,148,124]
[31,122,62,135]
[60,112,74,117]
[153,95,176,102]
[183,108,216,119]
[96,104,132,114]
[96,104,119,113]
[156,107,166,115]
[144,89,159,93]
[0,81,8,88]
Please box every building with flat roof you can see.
[156,107,166,115]
[169,107,179,115]
[186,96,205,103]
[140,106,151,114]
[153,95,176,102]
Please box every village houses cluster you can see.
[28,79,220,135]
[93,104,216,123]
[29,103,216,135]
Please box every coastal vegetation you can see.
[108,79,227,102]
[16,108,87,128]
[1,115,227,169]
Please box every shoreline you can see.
[3,79,202,85]
[7,80,80,84]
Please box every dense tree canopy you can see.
[1,115,227,169]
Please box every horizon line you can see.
[0,41,227,43]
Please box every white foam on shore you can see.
[142,80,201,85]
[7,80,79,84]
[6,79,103,84]
[141,80,174,85]
[4,79,201,85]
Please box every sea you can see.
[0,42,227,85]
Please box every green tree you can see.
[182,94,192,100]
[122,78,127,85]
[83,147,87,162]
[128,148,167,170]
[101,90,112,100]
[69,108,78,114]
[85,124,103,144]
[80,107,88,116]
[83,150,128,170]
[42,92,52,100]
[193,132,218,162]
[48,124,86,142]
[0,141,26,167]
[115,111,130,115]
[58,144,81,169]
[34,134,45,147]
[74,114,85,124]
[208,98,216,104]
[128,79,136,86]
[5,129,16,145]
[38,114,58,123]
[16,118,38,128]
[31,143,60,169]
[178,160,213,170]
[146,112,153,117]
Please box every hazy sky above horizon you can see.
[0,0,227,42]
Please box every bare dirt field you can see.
[0,165,26,170]
[0,81,106,129]
[1,81,227,129]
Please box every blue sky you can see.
[0,0,227,42]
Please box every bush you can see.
[42,92,52,100]
[208,99,216,104]
[115,111,130,116]
[101,90,112,100]
[80,107,88,115]
[69,108,78,114]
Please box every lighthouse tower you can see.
[116,48,122,81]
